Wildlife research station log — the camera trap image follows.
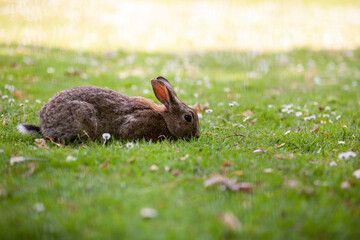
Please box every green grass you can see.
[1,44,359,239]
[1,0,360,238]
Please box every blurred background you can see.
[1,0,359,53]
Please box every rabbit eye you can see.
[184,114,192,122]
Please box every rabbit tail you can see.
[17,124,42,135]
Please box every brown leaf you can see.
[172,169,181,176]
[14,90,24,99]
[204,175,253,193]
[35,138,48,148]
[284,178,299,188]
[46,137,62,147]
[253,148,266,154]
[10,62,20,69]
[241,110,254,118]
[65,68,83,76]
[99,158,109,168]
[193,102,210,113]
[219,212,242,232]
[274,153,295,160]
[222,161,233,167]
[250,118,257,125]
[25,163,38,177]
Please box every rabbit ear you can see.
[151,76,180,109]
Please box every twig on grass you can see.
[216,134,248,141]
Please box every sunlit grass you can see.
[1,0,360,52]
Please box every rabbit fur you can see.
[18,76,200,142]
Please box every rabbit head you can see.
[151,76,200,140]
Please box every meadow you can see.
[0,0,360,239]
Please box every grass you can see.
[1,0,360,239]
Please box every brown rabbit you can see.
[17,76,200,141]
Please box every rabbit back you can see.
[38,86,171,141]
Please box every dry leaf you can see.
[250,118,257,125]
[204,175,253,193]
[180,154,189,161]
[25,163,38,177]
[340,179,351,189]
[35,138,48,148]
[222,161,233,167]
[10,156,47,166]
[253,148,266,154]
[241,110,254,118]
[274,153,295,160]
[275,143,285,148]
[140,208,158,219]
[233,170,243,176]
[172,169,181,176]
[219,212,242,232]
[149,164,159,171]
[14,90,24,99]
[284,179,299,188]
[46,137,62,147]
[100,158,109,168]
[193,102,210,113]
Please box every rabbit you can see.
[17,76,200,142]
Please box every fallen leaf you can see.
[275,143,286,148]
[340,179,351,189]
[217,134,247,141]
[10,62,19,69]
[193,102,210,113]
[172,169,181,176]
[204,175,253,193]
[263,168,273,173]
[35,138,48,148]
[140,207,158,219]
[14,90,24,99]
[233,170,243,176]
[180,154,189,161]
[25,163,38,177]
[241,110,254,118]
[250,118,257,125]
[284,179,299,188]
[274,153,295,160]
[99,158,109,168]
[219,212,242,232]
[2,118,6,125]
[65,68,83,76]
[10,156,47,166]
[46,137,62,147]
[222,161,233,167]
[253,148,266,154]
[149,164,159,171]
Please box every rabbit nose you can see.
[195,130,200,139]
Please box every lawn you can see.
[1,0,360,239]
